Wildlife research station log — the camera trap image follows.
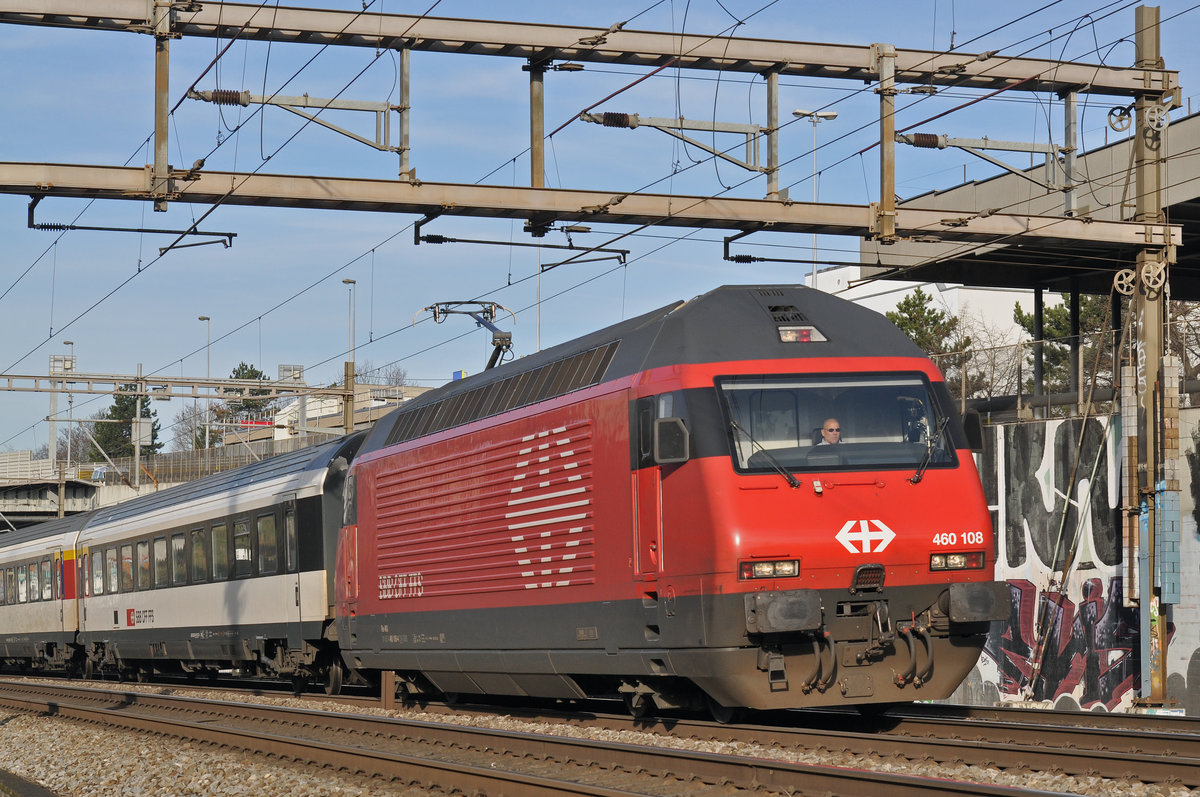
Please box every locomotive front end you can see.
[665,361,1008,711]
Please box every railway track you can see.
[0,678,1090,796]
[400,697,1200,789]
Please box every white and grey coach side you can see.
[71,433,363,687]
[0,512,93,670]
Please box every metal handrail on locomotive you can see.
[0,285,1007,717]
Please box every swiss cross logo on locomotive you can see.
[835,519,896,554]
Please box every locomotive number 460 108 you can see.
[931,531,985,546]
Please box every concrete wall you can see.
[950,410,1200,712]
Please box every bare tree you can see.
[352,359,408,387]
[170,403,208,452]
[956,309,1022,400]
[55,422,94,465]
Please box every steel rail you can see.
[0,680,1068,797]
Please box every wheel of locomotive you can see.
[324,660,344,696]
[705,694,741,725]
[443,692,462,706]
[135,667,150,683]
[623,693,654,719]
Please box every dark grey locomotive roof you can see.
[88,433,364,527]
[362,284,925,454]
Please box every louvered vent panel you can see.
[373,419,596,597]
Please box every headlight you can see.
[930,551,985,571]
[739,559,800,579]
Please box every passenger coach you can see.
[0,512,90,671]
[1,434,363,691]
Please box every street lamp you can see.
[64,341,74,472]
[342,278,357,362]
[341,279,357,434]
[198,316,210,462]
[792,109,838,291]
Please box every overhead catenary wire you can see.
[2,1,1196,448]
[2,0,444,374]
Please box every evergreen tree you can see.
[886,287,974,398]
[886,287,968,357]
[220,362,275,423]
[87,387,162,460]
[1012,294,1116,393]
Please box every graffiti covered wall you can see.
[1175,410,1200,714]
[951,416,1143,711]
[951,409,1200,712]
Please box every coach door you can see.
[280,497,303,648]
[633,398,662,578]
[57,548,76,634]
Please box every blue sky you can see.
[1,1,1197,453]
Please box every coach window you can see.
[6,568,13,604]
[28,563,38,602]
[92,551,104,595]
[106,548,120,594]
[0,569,5,605]
[119,544,134,593]
[257,514,278,575]
[153,537,168,587]
[233,519,252,578]
[211,524,229,581]
[171,533,187,585]
[133,541,148,590]
[41,559,53,601]
[285,507,297,573]
[191,529,209,583]
[78,557,87,598]
[17,566,26,603]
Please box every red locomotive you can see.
[337,284,1007,716]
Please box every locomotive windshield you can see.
[718,373,958,473]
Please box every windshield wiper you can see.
[730,419,801,488]
[909,415,949,485]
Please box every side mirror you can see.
[962,408,984,453]
[653,417,690,464]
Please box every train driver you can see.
[817,418,842,445]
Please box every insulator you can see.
[33,223,69,231]
[602,112,632,128]
[730,254,758,264]
[211,89,249,107]
[422,235,449,244]
[910,132,940,149]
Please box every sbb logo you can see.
[835,519,897,554]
